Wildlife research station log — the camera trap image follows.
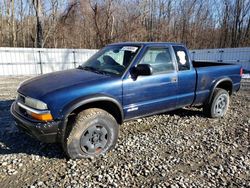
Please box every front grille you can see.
[19,106,27,115]
[16,93,28,117]
[17,93,25,103]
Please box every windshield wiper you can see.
[77,65,84,69]
[78,66,111,76]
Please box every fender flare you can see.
[58,94,124,144]
[207,77,233,104]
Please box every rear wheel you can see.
[65,108,119,159]
[203,88,230,118]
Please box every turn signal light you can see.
[30,112,53,121]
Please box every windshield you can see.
[79,45,141,76]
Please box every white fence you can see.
[190,47,250,71]
[0,47,249,76]
[0,47,98,76]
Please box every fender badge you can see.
[127,107,138,112]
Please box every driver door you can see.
[122,47,178,119]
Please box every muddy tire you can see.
[65,108,119,159]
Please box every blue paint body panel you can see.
[16,42,242,123]
[123,72,178,119]
[18,69,123,119]
[193,64,242,104]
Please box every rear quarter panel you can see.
[194,64,242,104]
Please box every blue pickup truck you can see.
[11,42,242,159]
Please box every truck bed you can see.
[192,61,242,105]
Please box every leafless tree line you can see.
[0,0,249,49]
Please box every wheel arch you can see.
[59,95,123,144]
[208,77,233,104]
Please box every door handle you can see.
[171,76,177,83]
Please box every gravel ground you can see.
[0,76,249,188]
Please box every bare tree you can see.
[32,0,43,48]
[0,0,249,49]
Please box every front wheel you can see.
[203,88,230,118]
[65,108,119,159]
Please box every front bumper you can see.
[10,101,60,143]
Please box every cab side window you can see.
[173,46,190,71]
[139,48,175,74]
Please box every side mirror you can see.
[131,64,153,78]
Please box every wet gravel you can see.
[0,76,249,188]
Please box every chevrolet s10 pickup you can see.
[11,42,242,158]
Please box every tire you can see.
[203,88,230,118]
[65,108,119,159]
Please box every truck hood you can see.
[18,69,112,99]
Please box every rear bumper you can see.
[10,102,60,143]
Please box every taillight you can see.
[240,68,243,77]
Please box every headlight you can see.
[17,97,53,121]
[25,97,48,110]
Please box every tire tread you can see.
[203,88,229,118]
[65,108,118,159]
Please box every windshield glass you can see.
[80,45,141,76]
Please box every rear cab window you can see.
[172,46,190,71]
